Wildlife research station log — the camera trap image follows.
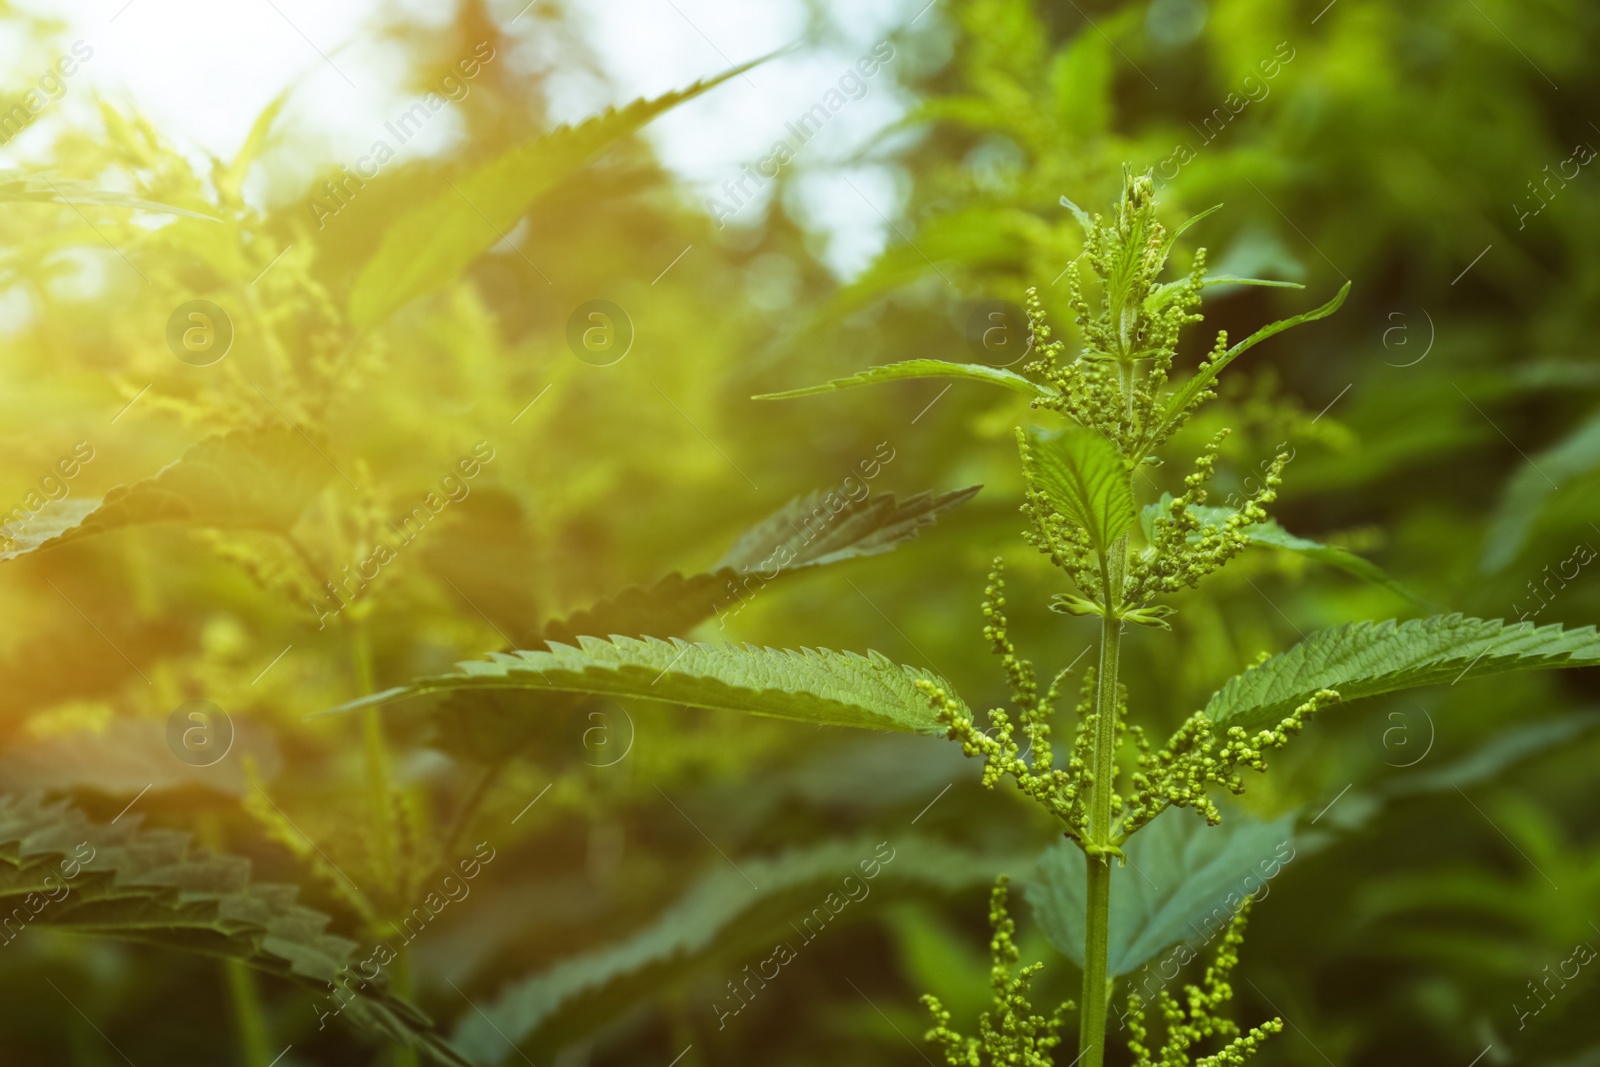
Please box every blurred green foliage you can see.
[0,0,1595,1063]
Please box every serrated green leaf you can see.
[350,59,760,329]
[1207,615,1600,732]
[322,636,964,735]
[1017,423,1133,552]
[435,487,978,762]
[1025,806,1296,976]
[539,487,979,647]
[1139,496,1416,601]
[716,485,980,572]
[451,836,1016,1060]
[755,359,1052,401]
[1163,281,1350,423]
[0,795,466,1065]
[0,427,328,562]
[537,572,728,651]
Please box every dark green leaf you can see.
[716,485,980,573]
[436,487,978,761]
[0,428,328,563]
[0,795,466,1065]
[538,487,978,647]
[1026,807,1297,975]
[451,836,1015,1059]
[1207,615,1600,732]
[1383,713,1600,800]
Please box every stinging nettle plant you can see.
[332,169,1600,1066]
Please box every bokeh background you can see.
[0,0,1597,1063]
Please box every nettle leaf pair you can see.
[329,171,1600,1067]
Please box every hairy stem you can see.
[1079,532,1127,1066]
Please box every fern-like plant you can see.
[331,169,1600,1065]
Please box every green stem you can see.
[351,619,418,1067]
[350,618,399,893]
[435,759,505,877]
[225,959,271,1067]
[1079,532,1127,1066]
[390,950,421,1067]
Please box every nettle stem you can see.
[1079,531,1127,1066]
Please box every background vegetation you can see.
[0,0,1596,1062]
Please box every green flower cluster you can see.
[1122,688,1341,835]
[920,167,1347,1067]
[1026,168,1209,459]
[1124,902,1283,1067]
[923,876,1075,1067]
